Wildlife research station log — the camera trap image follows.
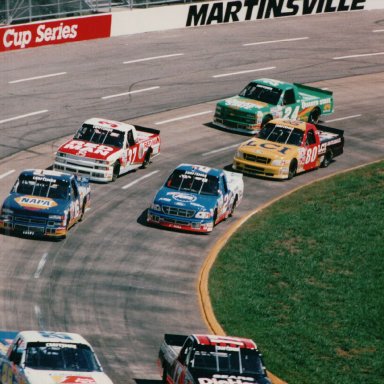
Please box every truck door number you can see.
[305,146,318,164]
[128,147,138,164]
[283,106,300,120]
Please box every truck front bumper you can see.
[233,158,289,179]
[213,117,261,135]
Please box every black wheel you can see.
[288,159,297,180]
[308,108,321,124]
[78,202,86,222]
[112,162,120,182]
[229,196,238,217]
[162,369,167,384]
[321,150,333,168]
[261,114,273,128]
[213,209,218,227]
[141,149,152,169]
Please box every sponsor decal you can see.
[186,0,366,27]
[0,14,111,52]
[51,375,96,383]
[198,375,255,384]
[168,192,197,202]
[15,196,58,210]
[225,98,265,110]
[63,140,114,157]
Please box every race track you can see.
[0,9,384,383]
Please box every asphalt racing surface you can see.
[1,10,384,384]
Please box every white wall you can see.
[111,0,384,37]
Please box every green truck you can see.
[213,78,334,135]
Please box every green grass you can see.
[209,161,384,384]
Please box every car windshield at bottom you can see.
[189,346,265,376]
[25,342,102,372]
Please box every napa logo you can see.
[15,195,58,210]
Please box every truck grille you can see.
[243,154,271,164]
[162,206,195,218]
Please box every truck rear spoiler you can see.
[164,334,188,347]
[316,124,344,137]
[294,83,333,96]
[134,125,160,135]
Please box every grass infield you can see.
[209,161,384,384]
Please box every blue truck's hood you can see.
[154,187,218,211]
[3,193,68,215]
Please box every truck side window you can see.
[221,176,228,195]
[283,89,296,105]
[71,180,79,199]
[179,338,193,365]
[9,338,23,365]
[306,129,316,145]
[127,130,135,147]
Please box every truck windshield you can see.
[190,346,265,376]
[165,170,219,196]
[24,342,102,372]
[13,175,69,200]
[75,124,124,148]
[258,123,304,146]
[239,83,282,105]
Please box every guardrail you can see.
[0,0,193,25]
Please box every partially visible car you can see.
[0,169,90,239]
[147,164,243,233]
[0,330,113,384]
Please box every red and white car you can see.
[54,118,161,182]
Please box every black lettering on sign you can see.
[186,4,209,26]
[224,1,242,22]
[207,3,224,24]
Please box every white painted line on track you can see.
[155,110,213,125]
[0,170,15,179]
[9,72,67,84]
[34,252,49,279]
[202,143,240,157]
[373,29,384,33]
[213,67,275,78]
[325,114,361,123]
[102,86,160,100]
[333,52,384,59]
[122,170,159,190]
[243,37,309,46]
[0,110,48,124]
[123,53,184,64]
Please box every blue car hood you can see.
[3,193,68,215]
[154,187,217,211]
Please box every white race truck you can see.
[54,118,161,182]
[0,330,113,384]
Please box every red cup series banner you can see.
[0,14,112,52]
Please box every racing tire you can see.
[79,202,86,222]
[308,108,321,124]
[288,159,297,180]
[261,114,273,128]
[213,209,218,227]
[229,196,238,217]
[321,150,333,168]
[162,369,167,384]
[141,149,152,169]
[112,162,120,182]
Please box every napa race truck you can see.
[158,334,272,384]
[213,78,334,134]
[233,118,344,179]
[54,118,161,182]
[0,330,114,384]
